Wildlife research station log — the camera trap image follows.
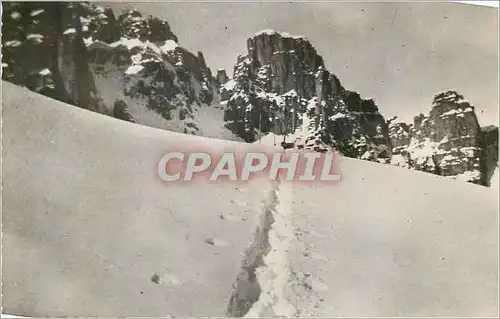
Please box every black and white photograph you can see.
[1,0,499,317]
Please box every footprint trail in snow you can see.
[226,153,330,317]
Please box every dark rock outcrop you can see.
[2,2,108,113]
[480,125,499,186]
[216,69,229,87]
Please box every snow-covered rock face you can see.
[220,31,391,162]
[2,3,216,135]
[388,121,411,155]
[116,9,178,43]
[2,2,109,113]
[388,90,499,186]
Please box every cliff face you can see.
[85,7,216,134]
[220,30,391,162]
[389,91,498,186]
[480,125,499,186]
[2,2,217,135]
[2,2,108,113]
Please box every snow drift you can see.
[2,81,498,317]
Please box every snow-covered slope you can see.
[255,160,498,317]
[2,81,498,317]
[2,81,272,317]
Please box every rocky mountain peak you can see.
[78,3,121,43]
[116,9,178,43]
[216,69,229,87]
[247,30,324,72]
[220,29,391,162]
[389,90,498,186]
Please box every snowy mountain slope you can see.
[1,81,272,317]
[2,81,498,317]
[264,159,498,317]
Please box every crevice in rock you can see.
[225,182,280,317]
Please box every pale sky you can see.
[106,1,498,126]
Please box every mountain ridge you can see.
[1,3,497,186]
